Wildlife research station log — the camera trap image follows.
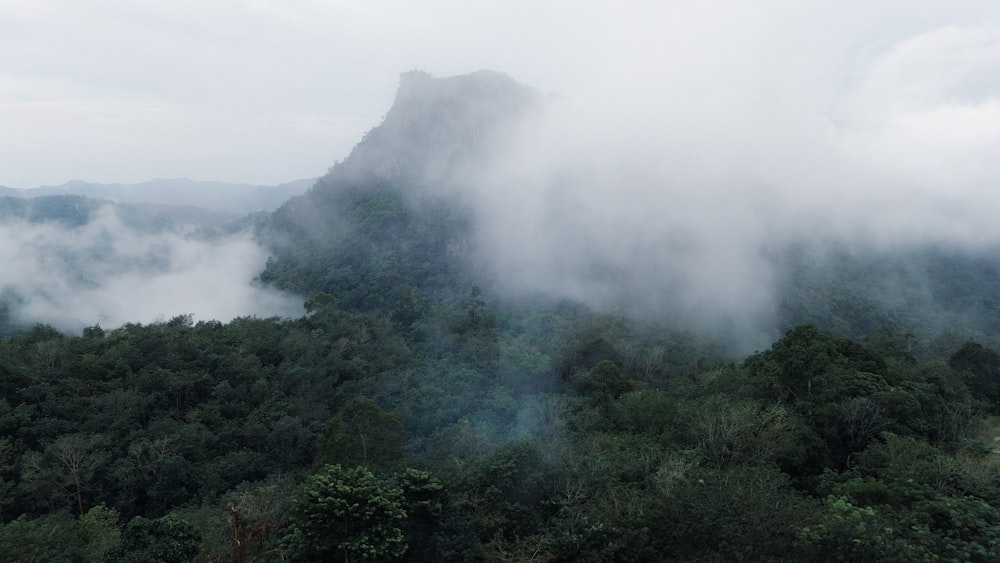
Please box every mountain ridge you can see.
[11,177,316,214]
[332,69,539,184]
[259,69,537,307]
[259,69,1000,355]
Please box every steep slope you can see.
[259,70,539,310]
[335,69,538,183]
[260,69,1000,353]
[772,242,1000,354]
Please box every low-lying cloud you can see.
[0,206,302,330]
[9,2,1000,351]
[444,12,1000,351]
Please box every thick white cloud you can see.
[404,4,1000,349]
[5,1,1000,347]
[0,208,302,329]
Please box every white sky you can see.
[1,1,999,188]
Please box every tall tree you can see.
[315,398,405,473]
[286,464,407,562]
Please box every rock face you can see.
[263,69,539,247]
[333,70,539,184]
[259,70,537,304]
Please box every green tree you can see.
[316,398,405,472]
[792,496,925,562]
[19,433,107,516]
[0,511,82,562]
[949,341,1000,403]
[76,504,121,562]
[743,325,894,471]
[105,513,200,563]
[394,468,454,562]
[0,436,17,523]
[286,464,406,562]
[577,360,633,404]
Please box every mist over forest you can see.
[6,17,1000,559]
[8,64,1000,353]
[0,187,304,334]
[264,67,1000,357]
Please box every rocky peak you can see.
[336,70,539,183]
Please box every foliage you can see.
[286,464,406,562]
[4,167,1000,561]
[0,510,82,562]
[1,305,998,560]
[315,398,405,473]
[11,72,1000,560]
[950,341,1000,404]
[105,513,200,563]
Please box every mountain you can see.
[19,177,316,214]
[0,194,100,227]
[335,69,539,183]
[259,69,1000,356]
[259,70,539,309]
[6,70,1000,561]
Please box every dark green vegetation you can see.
[3,286,1000,560]
[6,169,1000,560]
[5,71,1000,560]
[774,242,1000,355]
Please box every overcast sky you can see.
[3,1,999,189]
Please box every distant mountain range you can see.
[0,177,316,214]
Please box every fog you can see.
[6,3,1000,347]
[0,207,302,331]
[428,9,1000,350]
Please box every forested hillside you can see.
[3,297,1000,560]
[259,70,538,311]
[3,71,1000,561]
[773,243,1000,356]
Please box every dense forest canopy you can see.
[3,71,1000,561]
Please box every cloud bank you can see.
[6,2,1000,349]
[437,9,1000,349]
[0,207,302,330]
